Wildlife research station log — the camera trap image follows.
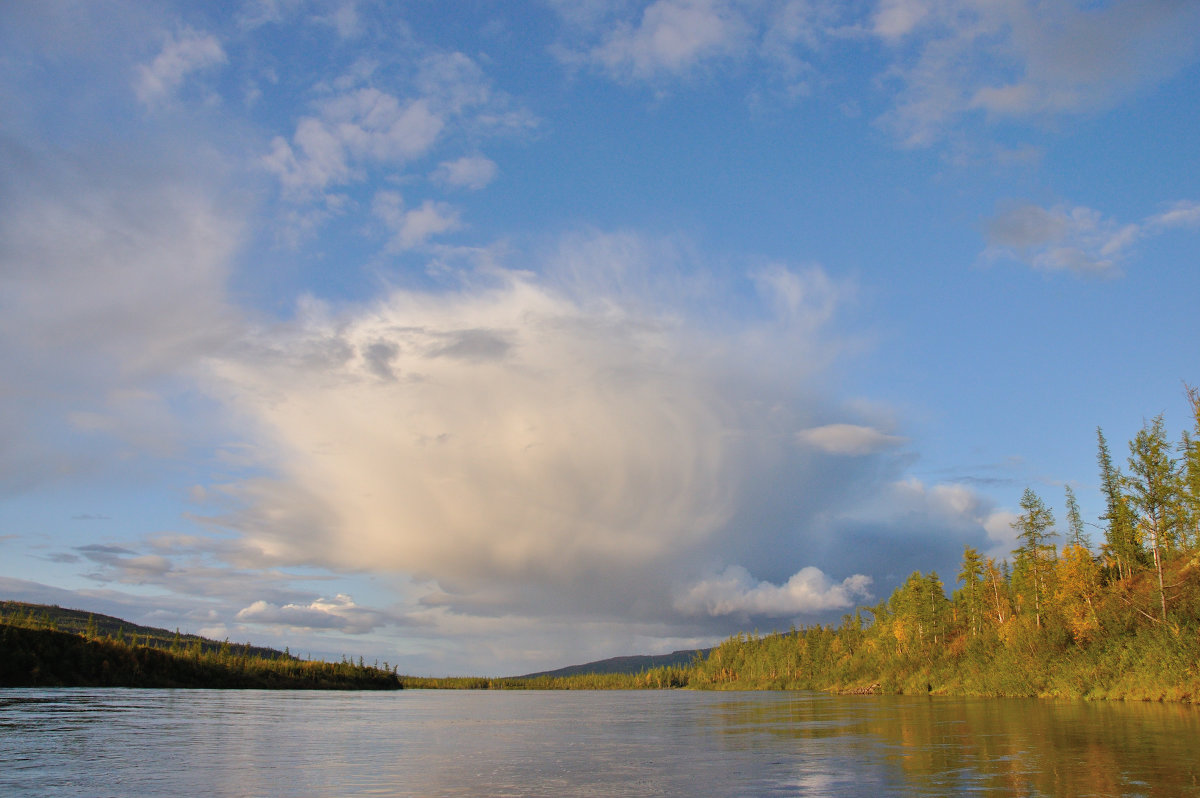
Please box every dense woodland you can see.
[0,607,401,690]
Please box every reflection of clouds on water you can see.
[2,690,1197,796]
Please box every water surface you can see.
[1,689,1197,796]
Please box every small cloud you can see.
[984,198,1200,277]
[583,0,752,82]
[675,565,872,618]
[76,543,136,557]
[71,513,112,521]
[797,423,905,456]
[1147,200,1200,230]
[372,191,462,251]
[236,594,384,633]
[432,154,498,191]
[983,202,1134,276]
[135,29,227,105]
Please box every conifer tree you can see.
[1097,428,1139,581]
[1064,485,1089,549]
[955,546,986,638]
[1125,415,1182,620]
[1180,383,1200,549]
[1012,488,1056,629]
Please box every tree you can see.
[1064,485,1089,549]
[955,546,986,638]
[1180,383,1200,549]
[1125,415,1182,620]
[983,557,1011,628]
[1097,427,1139,581]
[1011,488,1056,629]
[1055,544,1101,643]
[888,571,949,657]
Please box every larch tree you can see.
[1097,427,1139,581]
[1125,415,1182,621]
[955,546,986,638]
[1011,488,1057,630]
[1180,383,1200,549]
[1064,485,1089,550]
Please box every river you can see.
[1,688,1197,796]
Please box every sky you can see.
[2,0,1198,676]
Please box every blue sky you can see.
[2,0,1198,675]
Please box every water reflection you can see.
[701,693,1200,796]
[0,689,1196,797]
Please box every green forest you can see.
[0,607,401,690]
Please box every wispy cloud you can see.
[433,155,499,191]
[135,29,227,105]
[983,198,1200,276]
[874,0,1200,146]
[582,0,753,82]
[552,1,1200,146]
[263,51,533,199]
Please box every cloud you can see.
[433,154,498,190]
[204,272,744,585]
[983,199,1199,276]
[263,91,443,195]
[585,0,753,81]
[874,0,1200,146]
[236,594,385,634]
[675,565,872,618]
[0,139,242,492]
[135,29,227,105]
[1147,200,1200,231]
[551,1,1200,144]
[372,191,463,250]
[263,51,533,198]
[189,241,918,636]
[797,423,905,455]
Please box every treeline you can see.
[0,613,401,690]
[686,386,1200,701]
[399,668,693,690]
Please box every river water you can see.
[1,688,1197,797]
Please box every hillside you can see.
[0,601,290,661]
[0,602,400,690]
[513,649,706,679]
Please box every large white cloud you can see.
[206,273,746,585]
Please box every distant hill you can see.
[0,601,400,690]
[0,600,290,661]
[514,648,708,679]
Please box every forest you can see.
[0,608,401,690]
